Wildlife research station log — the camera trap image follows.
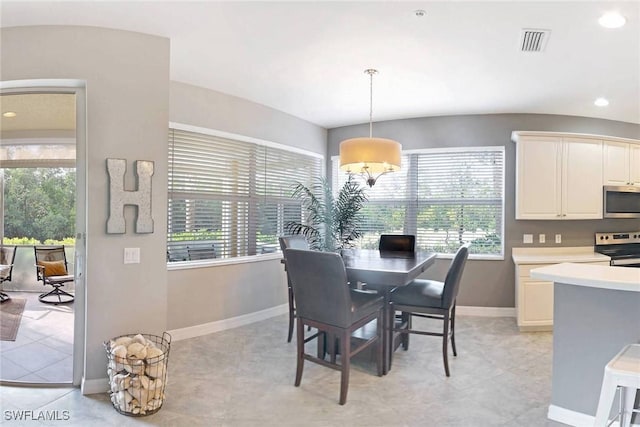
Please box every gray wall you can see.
[167,82,327,330]
[328,114,640,307]
[1,26,170,382]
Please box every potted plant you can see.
[284,175,368,252]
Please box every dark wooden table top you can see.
[342,249,437,288]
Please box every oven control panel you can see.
[595,231,640,245]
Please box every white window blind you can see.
[168,128,322,262]
[332,147,504,256]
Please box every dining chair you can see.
[378,234,416,253]
[278,235,310,342]
[389,242,470,376]
[34,245,75,304]
[284,248,384,405]
[0,245,17,303]
[370,234,417,351]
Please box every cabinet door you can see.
[522,280,554,324]
[562,138,603,219]
[603,141,630,186]
[516,138,562,219]
[630,144,640,186]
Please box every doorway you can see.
[0,86,86,386]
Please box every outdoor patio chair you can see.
[0,245,17,303]
[34,245,74,304]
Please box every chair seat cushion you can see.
[45,274,74,284]
[391,279,444,309]
[350,289,384,322]
[38,260,68,276]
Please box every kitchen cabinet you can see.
[512,248,610,332]
[514,135,603,219]
[603,140,640,186]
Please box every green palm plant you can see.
[284,175,368,251]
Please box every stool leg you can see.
[594,373,617,427]
[621,387,636,427]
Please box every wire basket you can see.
[104,332,171,416]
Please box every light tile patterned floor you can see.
[0,291,73,383]
[0,314,570,426]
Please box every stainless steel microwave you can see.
[604,185,640,218]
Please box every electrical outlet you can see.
[523,234,533,244]
[555,234,562,244]
[539,234,546,243]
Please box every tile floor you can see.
[1,314,569,426]
[0,292,74,383]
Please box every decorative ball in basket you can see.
[104,332,171,416]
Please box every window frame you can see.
[167,122,324,268]
[331,145,505,261]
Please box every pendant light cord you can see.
[365,68,377,139]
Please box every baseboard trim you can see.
[167,304,289,341]
[81,377,108,395]
[456,305,516,317]
[548,404,640,427]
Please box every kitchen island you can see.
[531,263,640,427]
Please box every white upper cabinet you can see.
[514,132,604,220]
[603,140,640,186]
[562,138,603,219]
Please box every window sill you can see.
[167,252,282,271]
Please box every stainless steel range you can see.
[595,231,640,268]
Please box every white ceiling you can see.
[1,1,639,128]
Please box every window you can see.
[332,147,505,257]
[167,126,323,262]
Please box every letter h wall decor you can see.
[106,158,154,234]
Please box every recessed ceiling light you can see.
[599,12,626,29]
[594,98,609,107]
[2,111,17,118]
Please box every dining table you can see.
[342,249,437,374]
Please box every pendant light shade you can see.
[339,69,401,187]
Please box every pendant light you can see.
[339,69,401,187]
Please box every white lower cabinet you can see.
[515,260,610,331]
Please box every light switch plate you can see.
[555,234,562,244]
[523,234,533,244]
[124,247,140,264]
[539,234,546,243]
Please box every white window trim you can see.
[167,123,324,269]
[332,145,506,260]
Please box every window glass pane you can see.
[168,128,322,262]
[332,147,504,256]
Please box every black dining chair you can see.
[284,248,384,405]
[369,234,417,351]
[379,234,416,253]
[278,235,310,342]
[389,242,470,376]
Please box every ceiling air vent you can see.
[519,28,551,52]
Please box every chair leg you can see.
[294,318,305,387]
[376,312,383,377]
[401,312,410,351]
[339,329,350,405]
[287,286,295,343]
[594,373,617,426]
[442,311,451,377]
[450,305,457,357]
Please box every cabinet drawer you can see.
[518,264,552,278]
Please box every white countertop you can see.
[512,246,610,265]
[531,263,640,292]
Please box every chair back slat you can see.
[284,248,353,328]
[379,235,415,253]
[442,243,471,307]
[279,235,309,252]
[0,246,17,281]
